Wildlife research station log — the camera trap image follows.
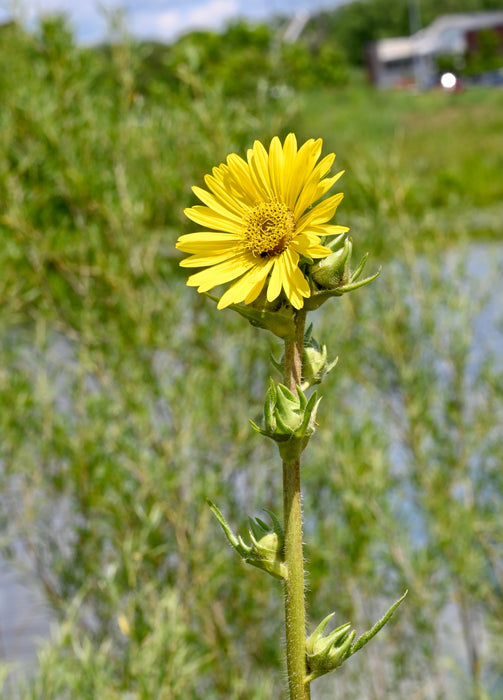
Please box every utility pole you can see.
[408,0,424,88]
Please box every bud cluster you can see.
[250,379,320,461]
[208,501,287,580]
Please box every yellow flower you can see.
[176,133,349,310]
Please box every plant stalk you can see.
[283,309,310,700]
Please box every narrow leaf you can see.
[350,590,408,656]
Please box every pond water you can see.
[0,558,51,685]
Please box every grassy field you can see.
[1,20,502,700]
[294,83,503,254]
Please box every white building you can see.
[367,11,503,88]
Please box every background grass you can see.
[0,15,502,700]
[294,84,503,254]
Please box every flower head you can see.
[176,134,348,310]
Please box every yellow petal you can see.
[288,271,310,308]
[226,152,250,179]
[205,174,250,210]
[184,205,244,234]
[176,232,242,252]
[243,275,270,304]
[296,192,344,231]
[314,170,345,200]
[281,248,310,309]
[304,244,332,258]
[292,155,336,219]
[282,133,298,172]
[211,162,228,182]
[285,138,322,210]
[316,152,336,178]
[268,136,285,200]
[290,234,331,259]
[187,253,255,292]
[218,258,274,308]
[247,140,273,200]
[215,158,259,206]
[180,249,241,267]
[191,186,244,222]
[266,257,283,302]
[307,224,350,238]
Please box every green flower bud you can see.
[303,343,328,381]
[301,326,338,390]
[250,380,320,461]
[305,235,381,311]
[274,384,305,434]
[306,591,408,682]
[251,531,279,559]
[306,614,356,681]
[311,237,352,289]
[208,501,287,580]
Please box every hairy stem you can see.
[284,309,305,393]
[283,308,310,700]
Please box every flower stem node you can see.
[207,500,287,580]
[305,234,381,310]
[305,614,356,681]
[250,380,320,461]
[301,325,338,390]
[205,293,296,340]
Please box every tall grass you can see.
[294,83,503,255]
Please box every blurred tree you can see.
[464,27,503,74]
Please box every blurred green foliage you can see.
[134,20,348,98]
[0,14,502,700]
[464,28,503,74]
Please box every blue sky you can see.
[0,0,346,43]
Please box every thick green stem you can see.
[283,457,310,699]
[284,309,305,394]
[283,309,310,700]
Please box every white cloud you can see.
[130,0,239,41]
[188,0,238,29]
[132,9,180,40]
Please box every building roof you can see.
[375,11,503,63]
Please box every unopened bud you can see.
[208,501,287,580]
[250,380,320,461]
[306,614,356,681]
[302,328,338,389]
[305,235,381,311]
[311,237,352,290]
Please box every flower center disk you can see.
[243,201,295,258]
